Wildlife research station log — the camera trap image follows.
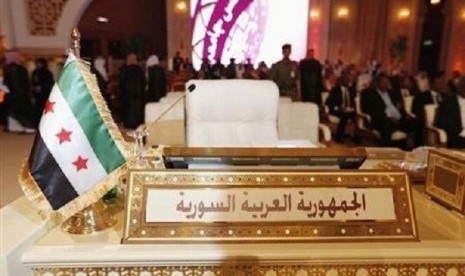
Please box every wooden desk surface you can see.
[21,186,465,275]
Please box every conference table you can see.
[4,148,465,275]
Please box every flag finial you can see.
[71,27,81,58]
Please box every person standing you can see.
[31,58,54,120]
[173,51,184,73]
[3,51,36,133]
[119,53,146,129]
[146,55,166,102]
[299,49,323,105]
[225,58,237,79]
[92,56,110,108]
[270,44,301,101]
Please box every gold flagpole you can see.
[61,27,116,234]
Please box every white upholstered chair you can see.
[185,80,280,147]
[424,104,447,146]
[321,91,340,124]
[278,102,331,146]
[144,100,185,146]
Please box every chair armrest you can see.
[355,112,371,130]
[318,123,332,146]
[427,126,448,146]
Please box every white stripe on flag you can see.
[39,85,108,195]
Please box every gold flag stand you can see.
[61,27,116,234]
[61,200,116,234]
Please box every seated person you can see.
[325,73,355,142]
[361,74,417,147]
[435,77,465,148]
[412,72,447,144]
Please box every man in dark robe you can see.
[31,58,54,122]
[146,55,166,102]
[4,51,36,132]
[119,53,146,129]
[299,49,323,105]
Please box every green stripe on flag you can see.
[57,60,125,173]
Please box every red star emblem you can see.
[72,156,88,172]
[44,100,55,114]
[56,128,72,144]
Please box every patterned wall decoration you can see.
[27,0,69,36]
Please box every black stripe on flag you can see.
[29,133,79,210]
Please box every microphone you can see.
[143,82,195,132]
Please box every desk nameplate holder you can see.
[122,170,418,243]
[426,149,465,215]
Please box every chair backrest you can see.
[144,101,185,146]
[321,91,330,105]
[185,80,279,147]
[424,104,438,127]
[354,96,366,129]
[279,97,292,103]
[403,95,414,116]
[145,101,184,123]
[278,102,319,143]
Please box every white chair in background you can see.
[185,80,280,147]
[279,97,292,104]
[424,104,447,146]
[278,102,331,146]
[402,95,415,118]
[144,100,185,147]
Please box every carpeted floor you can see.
[0,129,35,208]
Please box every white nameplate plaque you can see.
[122,170,418,243]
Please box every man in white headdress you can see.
[146,55,166,102]
[92,56,110,107]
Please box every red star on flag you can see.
[56,128,72,144]
[72,156,88,172]
[44,100,55,114]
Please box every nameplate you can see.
[122,170,418,243]
[426,149,465,215]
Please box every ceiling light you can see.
[337,7,349,18]
[97,17,109,23]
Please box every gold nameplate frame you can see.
[426,149,465,215]
[122,170,418,243]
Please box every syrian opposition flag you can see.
[19,53,128,223]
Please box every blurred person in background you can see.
[146,55,166,102]
[31,58,54,122]
[92,56,110,108]
[435,77,465,148]
[270,44,301,101]
[3,51,35,133]
[0,66,9,125]
[172,51,184,73]
[119,53,146,129]
[299,49,323,105]
[326,73,356,142]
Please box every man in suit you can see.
[435,77,465,148]
[361,74,415,147]
[412,73,446,145]
[326,73,355,142]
